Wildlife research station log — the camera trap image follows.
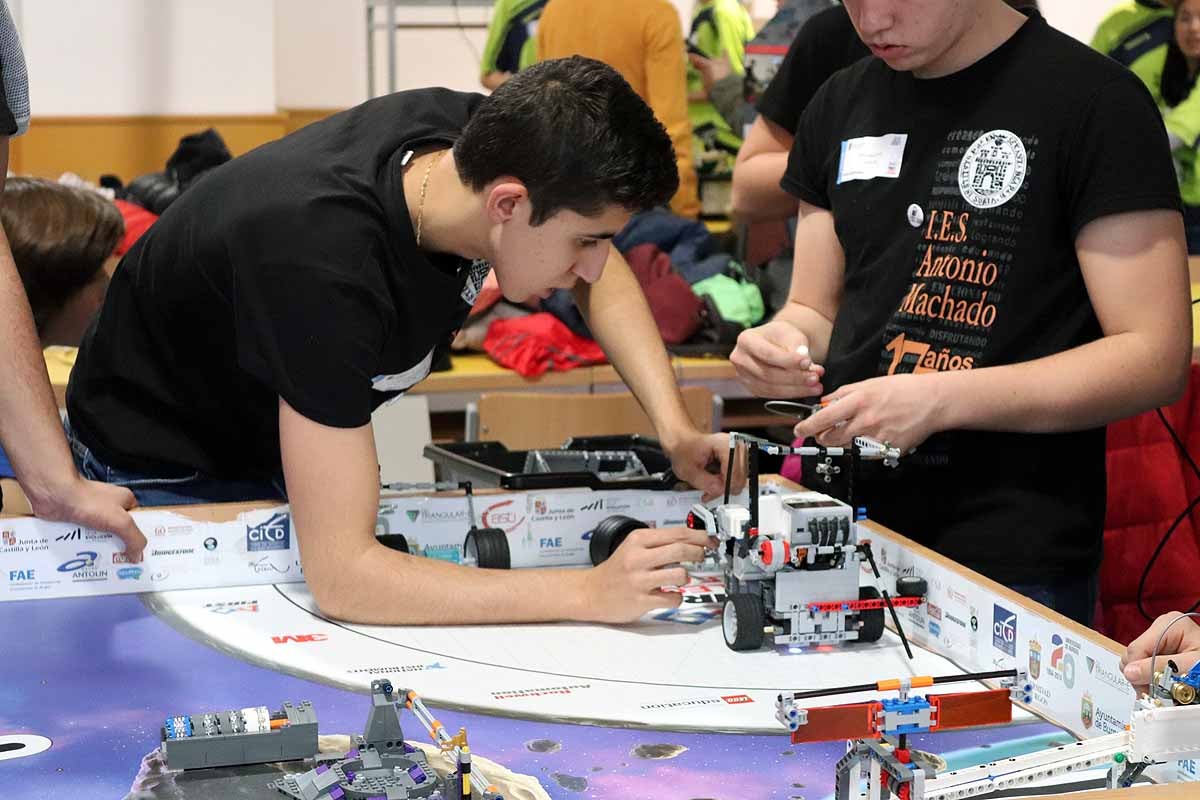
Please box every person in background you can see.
[2,179,123,348]
[0,178,124,482]
[479,0,547,90]
[1158,0,1200,252]
[0,0,144,553]
[687,0,755,143]
[1122,612,1200,691]
[1093,0,1177,104]
[538,0,700,218]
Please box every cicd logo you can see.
[482,500,526,533]
[247,512,290,552]
[57,551,97,573]
[721,695,754,705]
[992,604,1016,657]
[271,633,328,644]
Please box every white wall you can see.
[275,0,367,108]
[17,0,276,116]
[1039,0,1110,45]
[7,0,1126,117]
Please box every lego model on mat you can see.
[161,678,504,799]
[684,432,927,652]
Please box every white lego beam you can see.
[921,732,1129,800]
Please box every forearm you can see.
[575,252,697,445]
[771,299,834,363]
[0,222,81,509]
[731,151,797,222]
[314,539,593,625]
[935,330,1190,435]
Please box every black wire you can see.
[452,0,483,65]
[1137,409,1200,621]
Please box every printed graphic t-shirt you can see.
[782,14,1180,583]
[68,89,490,480]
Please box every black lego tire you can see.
[723,593,766,651]
[588,515,647,566]
[896,575,928,598]
[377,533,410,554]
[858,585,886,643]
[464,527,511,569]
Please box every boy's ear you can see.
[485,180,529,224]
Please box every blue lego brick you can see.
[407,763,428,783]
[879,696,933,735]
[1181,662,1200,690]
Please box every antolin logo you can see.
[271,633,328,644]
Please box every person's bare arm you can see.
[731,115,798,223]
[572,248,733,499]
[0,138,145,555]
[729,199,842,398]
[480,71,511,91]
[279,397,706,624]
[795,209,1192,450]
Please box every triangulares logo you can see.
[958,129,1026,209]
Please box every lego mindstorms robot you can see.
[685,432,927,653]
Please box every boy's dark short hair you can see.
[1,177,123,334]
[455,56,679,225]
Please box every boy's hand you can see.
[30,476,146,561]
[580,527,710,623]
[664,430,745,501]
[792,373,943,454]
[1121,612,1200,692]
[731,320,825,398]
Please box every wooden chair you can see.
[465,387,720,450]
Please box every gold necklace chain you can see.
[415,149,445,248]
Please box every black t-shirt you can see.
[756,4,869,136]
[781,14,1181,583]
[68,89,490,480]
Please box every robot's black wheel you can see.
[858,585,886,643]
[588,515,647,566]
[464,527,510,570]
[896,575,928,598]
[723,594,766,651]
[377,533,410,554]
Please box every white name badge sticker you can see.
[372,349,434,394]
[836,133,908,184]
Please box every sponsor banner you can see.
[868,529,1139,742]
[1,489,710,601]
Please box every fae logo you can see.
[992,604,1017,657]
[247,512,290,552]
[8,569,34,582]
[721,695,754,705]
[271,633,328,644]
[539,537,563,549]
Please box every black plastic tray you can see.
[423,435,678,490]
